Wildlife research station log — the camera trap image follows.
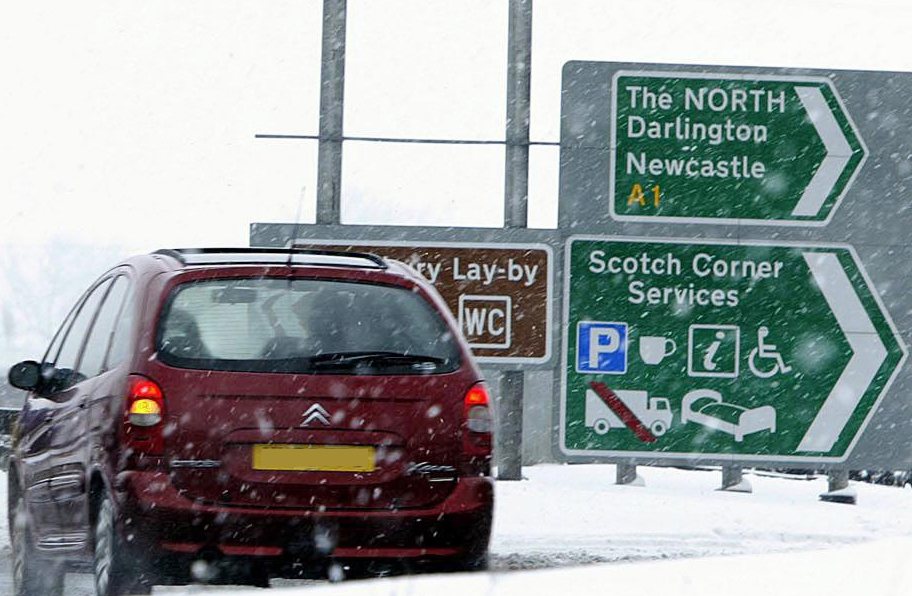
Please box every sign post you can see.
[316,0,346,225]
[502,0,534,481]
[561,237,906,465]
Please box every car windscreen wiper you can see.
[309,351,445,369]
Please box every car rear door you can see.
[55,273,133,537]
[18,276,112,550]
[15,307,76,540]
[152,369,467,510]
[148,272,471,511]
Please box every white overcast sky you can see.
[1,0,912,361]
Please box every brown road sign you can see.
[298,241,553,364]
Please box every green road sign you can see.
[561,237,906,462]
[610,72,867,225]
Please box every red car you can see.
[7,247,494,595]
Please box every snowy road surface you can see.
[1,464,911,594]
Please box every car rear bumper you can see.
[116,471,493,560]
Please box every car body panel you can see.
[8,249,492,572]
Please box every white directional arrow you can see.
[791,87,858,218]
[302,403,331,426]
[797,252,887,452]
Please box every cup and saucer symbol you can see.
[639,335,676,365]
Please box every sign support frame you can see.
[499,0,534,481]
[316,0,346,225]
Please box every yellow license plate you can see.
[252,444,376,472]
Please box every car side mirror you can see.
[8,360,41,391]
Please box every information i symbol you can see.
[687,325,740,378]
[702,331,726,371]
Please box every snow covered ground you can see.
[1,463,911,594]
[172,537,912,596]
[488,464,912,567]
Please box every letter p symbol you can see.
[577,322,628,374]
[589,327,620,368]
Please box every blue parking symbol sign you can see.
[576,322,628,374]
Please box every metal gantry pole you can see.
[504,0,532,229]
[499,0,533,482]
[316,0,347,225]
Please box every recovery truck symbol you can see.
[585,387,673,438]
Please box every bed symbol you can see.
[681,389,777,442]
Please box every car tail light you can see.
[123,375,165,455]
[463,383,493,459]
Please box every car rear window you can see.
[156,277,461,374]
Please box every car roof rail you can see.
[152,247,388,269]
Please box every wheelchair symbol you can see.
[748,326,792,378]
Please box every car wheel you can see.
[93,493,151,596]
[11,495,65,596]
[246,560,271,588]
[436,511,492,573]
[435,544,489,573]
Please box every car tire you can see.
[246,560,271,588]
[446,548,490,572]
[11,495,65,596]
[434,542,490,573]
[437,510,492,573]
[93,493,152,596]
